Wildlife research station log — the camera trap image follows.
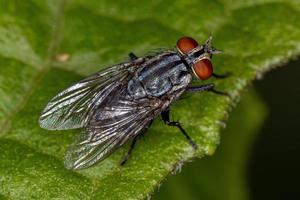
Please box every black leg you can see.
[129,52,138,61]
[186,83,229,97]
[212,72,230,79]
[186,83,214,93]
[209,88,230,96]
[120,136,138,165]
[161,110,198,150]
[120,120,153,165]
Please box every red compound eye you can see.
[192,58,213,80]
[176,37,198,54]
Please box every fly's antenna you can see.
[208,47,222,55]
[204,35,222,55]
[204,35,213,51]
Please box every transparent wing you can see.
[64,90,160,170]
[39,61,141,130]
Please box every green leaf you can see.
[153,89,267,200]
[0,0,299,199]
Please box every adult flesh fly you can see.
[39,36,227,170]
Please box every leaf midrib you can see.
[0,0,66,136]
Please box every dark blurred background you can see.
[249,58,300,199]
[154,58,300,200]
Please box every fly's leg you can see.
[129,52,138,61]
[120,136,138,165]
[212,72,230,79]
[186,83,229,96]
[186,83,214,92]
[209,88,230,96]
[161,110,198,150]
[120,120,153,165]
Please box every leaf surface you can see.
[0,0,300,199]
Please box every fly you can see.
[39,36,228,170]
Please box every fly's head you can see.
[176,36,221,80]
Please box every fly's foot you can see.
[186,83,230,97]
[191,141,198,150]
[208,88,230,97]
[129,52,138,61]
[120,136,138,166]
[212,72,231,79]
[162,110,198,150]
[120,155,130,166]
